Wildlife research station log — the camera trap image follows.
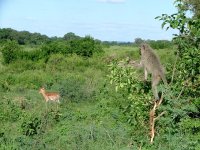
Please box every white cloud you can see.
[97,0,126,4]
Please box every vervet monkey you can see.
[139,43,167,100]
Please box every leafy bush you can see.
[1,36,104,65]
[1,41,20,64]
[21,115,41,136]
[45,54,67,72]
[1,41,45,64]
[69,36,103,57]
[108,60,152,127]
[0,97,22,122]
[59,76,88,102]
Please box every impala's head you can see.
[39,87,45,94]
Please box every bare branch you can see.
[149,95,165,144]
[155,111,166,120]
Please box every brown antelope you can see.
[39,87,60,103]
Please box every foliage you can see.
[1,41,45,64]
[0,28,49,45]
[147,40,172,49]
[21,115,42,136]
[0,97,22,122]
[1,41,20,64]
[133,37,173,49]
[107,52,200,149]
[153,0,200,147]
[59,76,88,102]
[108,60,151,127]
[156,0,200,97]
[1,9,199,148]
[0,43,199,149]
[63,32,81,41]
[101,41,133,47]
[107,2,200,144]
[183,0,200,18]
[1,35,103,64]
[58,73,98,103]
[69,36,103,57]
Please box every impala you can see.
[39,87,60,103]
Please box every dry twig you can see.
[149,93,166,144]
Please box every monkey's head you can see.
[139,43,149,55]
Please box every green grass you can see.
[104,45,139,60]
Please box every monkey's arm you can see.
[118,60,142,68]
[129,60,143,68]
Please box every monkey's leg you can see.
[144,68,148,81]
[152,75,161,100]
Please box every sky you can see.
[0,0,177,42]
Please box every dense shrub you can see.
[1,41,20,64]
[1,36,103,64]
[21,116,42,136]
[58,75,96,102]
[40,41,67,56]
[69,36,103,57]
[0,97,22,122]
[108,60,151,126]
[1,41,45,64]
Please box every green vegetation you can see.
[0,43,137,149]
[0,1,200,149]
[0,41,199,149]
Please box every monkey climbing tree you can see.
[108,60,167,144]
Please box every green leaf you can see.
[162,22,167,29]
